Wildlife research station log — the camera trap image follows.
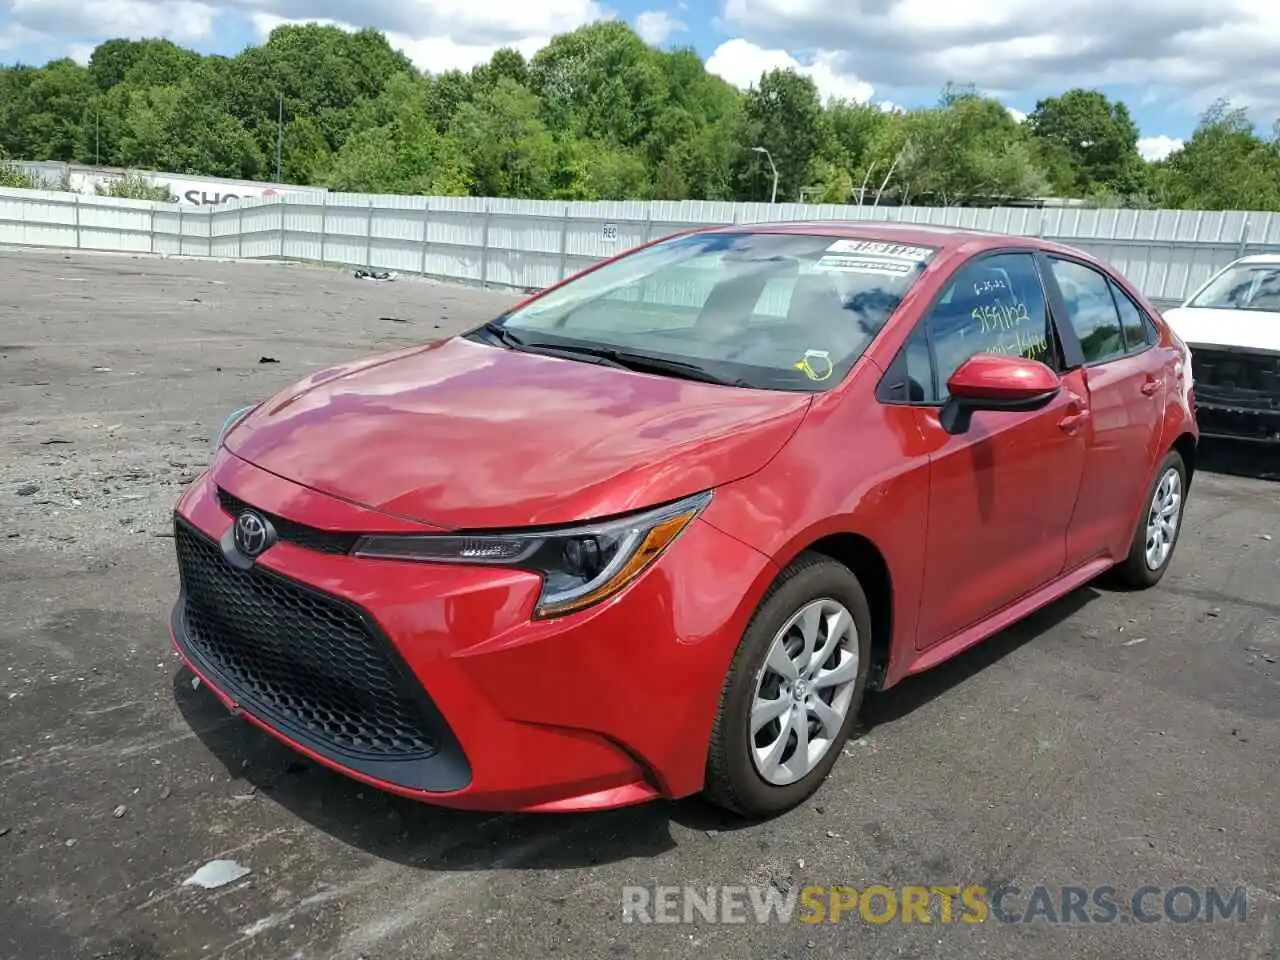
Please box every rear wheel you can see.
[703,553,872,817]
[1113,449,1187,588]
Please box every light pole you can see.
[275,91,284,183]
[752,146,778,203]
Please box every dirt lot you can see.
[1,248,1277,960]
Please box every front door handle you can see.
[1058,410,1091,435]
[1140,376,1160,397]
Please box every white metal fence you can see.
[5,185,1280,306]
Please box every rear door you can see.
[1039,254,1171,568]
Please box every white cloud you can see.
[1138,135,1183,161]
[718,0,1280,116]
[8,0,221,44]
[388,31,554,72]
[230,0,606,49]
[248,12,343,35]
[634,10,684,45]
[247,14,562,72]
[1007,105,1027,123]
[705,38,875,105]
[66,42,96,64]
[244,1,610,73]
[3,0,607,71]
[0,22,46,53]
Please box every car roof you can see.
[1230,252,1280,266]
[702,219,1067,254]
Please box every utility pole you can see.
[873,141,908,209]
[275,92,284,183]
[752,146,778,203]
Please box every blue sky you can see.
[3,0,1278,161]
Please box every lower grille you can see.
[174,520,439,760]
[1190,346,1280,411]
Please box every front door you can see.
[902,251,1089,649]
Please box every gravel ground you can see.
[1,248,1277,960]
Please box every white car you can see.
[1162,253,1280,445]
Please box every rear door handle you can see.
[1058,411,1091,434]
[1140,376,1160,396]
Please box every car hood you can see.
[1162,306,1280,353]
[222,336,813,529]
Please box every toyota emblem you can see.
[233,510,273,557]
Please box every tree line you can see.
[2,21,1279,210]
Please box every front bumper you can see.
[168,451,774,812]
[1192,401,1280,444]
[1189,344,1280,444]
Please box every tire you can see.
[703,552,873,818]
[1112,449,1188,589]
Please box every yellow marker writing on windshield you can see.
[795,349,834,382]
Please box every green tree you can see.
[9,59,97,162]
[470,48,529,92]
[450,77,557,198]
[735,68,828,202]
[1027,88,1143,195]
[888,85,1048,205]
[326,71,470,194]
[1153,100,1280,211]
[552,137,652,199]
[6,20,1280,211]
[528,21,668,148]
[88,38,198,91]
[644,47,742,200]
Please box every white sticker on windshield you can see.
[825,239,934,262]
[814,255,913,276]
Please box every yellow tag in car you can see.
[795,350,833,382]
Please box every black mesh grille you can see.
[1190,348,1280,411]
[217,488,359,555]
[175,520,439,760]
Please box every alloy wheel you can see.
[1145,466,1183,570]
[749,598,860,787]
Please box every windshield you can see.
[1188,264,1280,312]
[482,231,938,391]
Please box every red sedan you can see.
[170,222,1198,817]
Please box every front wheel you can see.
[1113,449,1188,588]
[703,553,872,817]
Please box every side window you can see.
[1108,278,1152,353]
[928,252,1054,399]
[876,322,934,402]
[903,324,933,401]
[1048,258,1125,364]
[1142,313,1159,345]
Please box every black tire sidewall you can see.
[716,558,873,816]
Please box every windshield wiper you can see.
[474,321,527,349]
[474,323,625,367]
[610,351,750,386]
[519,341,748,386]
[474,326,749,386]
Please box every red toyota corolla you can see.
[170,222,1198,817]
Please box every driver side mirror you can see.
[939,354,1062,435]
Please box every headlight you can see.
[214,405,256,452]
[352,490,712,618]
